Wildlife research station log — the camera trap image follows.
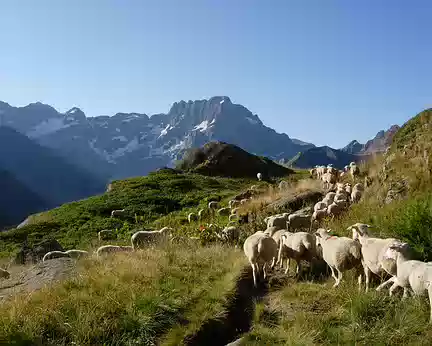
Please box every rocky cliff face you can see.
[0,97,314,179]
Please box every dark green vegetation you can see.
[178,141,293,178]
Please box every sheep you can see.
[131,227,172,250]
[267,215,288,231]
[278,180,289,191]
[383,241,432,322]
[322,172,337,189]
[327,202,345,218]
[310,208,328,229]
[315,228,363,288]
[229,214,239,222]
[348,223,404,292]
[188,212,198,223]
[220,226,240,243]
[264,226,280,237]
[309,168,317,179]
[314,201,327,212]
[98,229,116,241]
[65,250,89,259]
[279,231,317,275]
[217,207,231,216]
[243,231,278,287]
[351,185,363,203]
[349,162,360,180]
[257,172,263,181]
[42,251,70,262]
[96,245,134,257]
[272,229,288,267]
[0,268,10,279]
[287,213,312,231]
[345,183,352,195]
[229,200,241,209]
[111,209,126,218]
[208,201,219,210]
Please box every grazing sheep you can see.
[217,207,231,216]
[348,223,403,292]
[243,231,278,287]
[322,172,337,189]
[287,213,311,231]
[351,184,363,203]
[65,250,89,259]
[42,251,70,262]
[188,213,198,223]
[257,172,263,181]
[98,229,116,241]
[0,268,10,279]
[315,228,363,288]
[383,241,432,322]
[208,201,219,210]
[264,226,280,237]
[229,214,239,222]
[229,200,241,209]
[267,215,288,231]
[279,231,317,275]
[327,202,345,218]
[96,245,133,257]
[131,227,172,250]
[311,208,328,229]
[220,226,240,243]
[314,201,327,212]
[279,180,289,191]
[349,162,360,180]
[111,209,126,218]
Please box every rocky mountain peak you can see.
[65,107,86,122]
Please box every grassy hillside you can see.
[0,169,262,256]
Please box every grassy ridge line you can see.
[0,243,247,345]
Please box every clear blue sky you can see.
[1,1,431,148]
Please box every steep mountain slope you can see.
[0,169,48,228]
[341,140,364,154]
[0,126,105,207]
[0,97,314,179]
[287,146,360,169]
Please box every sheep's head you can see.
[384,241,410,260]
[347,223,372,240]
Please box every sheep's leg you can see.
[428,286,432,323]
[263,263,268,280]
[402,287,410,300]
[334,268,343,287]
[271,256,277,269]
[296,260,302,277]
[285,258,291,275]
[329,266,338,286]
[376,276,395,292]
[363,266,371,292]
[251,262,258,287]
[389,280,399,297]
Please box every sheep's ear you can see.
[346,226,353,231]
[326,229,332,233]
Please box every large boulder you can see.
[14,239,64,264]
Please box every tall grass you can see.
[0,243,247,345]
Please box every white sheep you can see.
[345,183,352,195]
[267,215,288,231]
[98,229,116,241]
[111,209,126,218]
[326,202,345,218]
[315,228,363,288]
[0,268,10,279]
[279,231,317,275]
[348,223,403,292]
[351,184,363,203]
[188,212,198,223]
[131,227,172,250]
[349,162,360,180]
[383,241,432,322]
[287,213,312,231]
[220,226,240,243]
[42,251,70,262]
[243,231,278,287]
[257,172,263,181]
[229,200,241,209]
[322,172,337,189]
[65,250,89,259]
[310,208,328,230]
[96,245,134,257]
[314,201,327,212]
[264,226,280,237]
[208,201,219,210]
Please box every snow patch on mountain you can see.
[193,120,210,132]
[27,118,74,138]
[111,137,140,159]
[158,124,173,138]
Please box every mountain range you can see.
[0,97,315,180]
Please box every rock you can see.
[268,191,323,213]
[14,239,64,265]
